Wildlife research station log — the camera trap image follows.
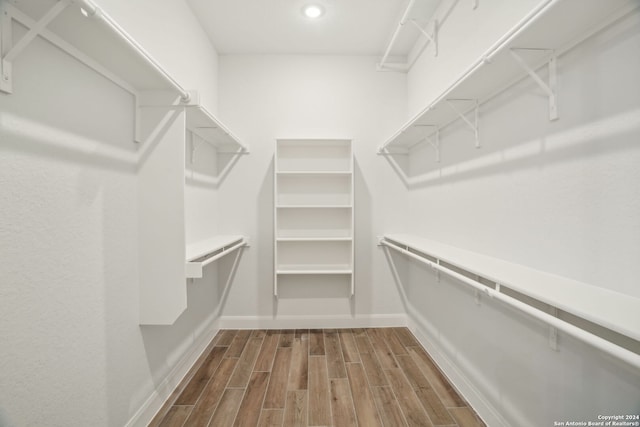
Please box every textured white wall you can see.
[0,1,224,426]
[407,0,542,118]
[216,55,409,324]
[397,5,640,426]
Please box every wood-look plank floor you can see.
[149,328,486,427]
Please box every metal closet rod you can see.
[380,239,640,370]
[74,0,191,103]
[379,0,417,68]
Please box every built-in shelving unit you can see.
[377,0,637,157]
[274,139,354,297]
[380,234,640,369]
[1,0,249,325]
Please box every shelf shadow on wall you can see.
[384,107,640,190]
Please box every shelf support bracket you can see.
[409,19,438,57]
[1,0,70,94]
[446,98,480,148]
[473,0,479,10]
[411,124,440,162]
[510,48,558,121]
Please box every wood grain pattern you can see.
[233,371,270,427]
[264,347,293,408]
[153,328,485,427]
[329,378,357,427]
[308,356,331,426]
[183,358,238,427]
[372,386,409,427]
[346,362,382,427]
[324,330,347,378]
[283,390,307,427]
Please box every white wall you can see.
[407,0,543,118]
[216,55,409,326]
[0,1,225,426]
[395,3,640,426]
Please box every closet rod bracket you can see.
[510,48,558,121]
[1,0,71,94]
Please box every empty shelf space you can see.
[276,237,353,242]
[185,105,248,152]
[276,171,352,176]
[276,138,352,172]
[185,235,246,279]
[379,0,636,153]
[381,234,640,343]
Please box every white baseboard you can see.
[219,313,407,330]
[405,303,507,427]
[125,316,221,427]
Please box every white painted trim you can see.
[405,303,507,427]
[219,313,407,330]
[125,315,221,427]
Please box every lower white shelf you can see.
[276,264,353,275]
[185,235,247,279]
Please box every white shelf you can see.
[382,234,640,342]
[276,204,353,209]
[185,235,246,279]
[276,171,352,176]
[378,0,637,153]
[276,237,353,242]
[185,104,248,153]
[276,265,353,275]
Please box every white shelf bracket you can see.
[510,48,558,121]
[409,19,438,57]
[446,99,480,148]
[1,0,70,94]
[472,0,479,10]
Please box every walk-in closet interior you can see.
[1,0,639,426]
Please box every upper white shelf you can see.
[378,0,637,153]
[2,0,247,152]
[382,234,640,342]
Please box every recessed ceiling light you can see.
[302,4,324,19]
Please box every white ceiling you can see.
[185,0,440,56]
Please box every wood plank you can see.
[251,329,267,339]
[217,329,238,346]
[227,330,252,358]
[367,329,398,369]
[385,368,433,427]
[360,352,388,387]
[393,327,421,347]
[175,346,227,405]
[449,407,486,427]
[407,347,466,408]
[208,388,244,426]
[233,371,270,427]
[396,354,455,425]
[355,334,374,354]
[279,329,294,348]
[338,329,360,363]
[381,327,408,355]
[283,390,307,427]
[254,330,280,372]
[228,337,264,388]
[183,358,238,427]
[309,329,325,355]
[307,356,331,426]
[324,330,346,378]
[264,347,293,408]
[158,406,193,427]
[372,386,409,427]
[346,363,382,427]
[287,333,309,390]
[258,409,284,427]
[329,378,357,427]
